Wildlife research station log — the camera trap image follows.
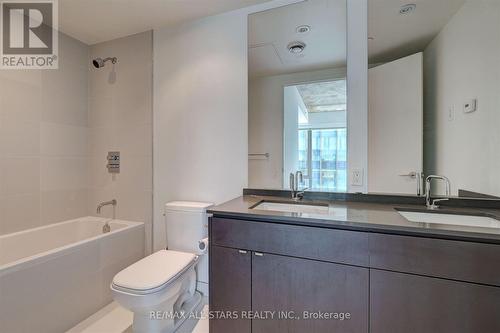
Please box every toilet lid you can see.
[112,250,197,292]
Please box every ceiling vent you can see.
[288,41,306,54]
[296,25,311,34]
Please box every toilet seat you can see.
[112,250,198,295]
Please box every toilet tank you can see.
[164,201,213,253]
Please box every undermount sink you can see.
[252,201,330,215]
[398,210,500,229]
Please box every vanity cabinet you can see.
[210,245,252,333]
[370,270,500,332]
[252,252,368,333]
[209,216,500,333]
[210,217,369,333]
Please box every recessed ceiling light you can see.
[296,25,311,34]
[368,36,375,41]
[400,4,416,15]
[288,41,306,54]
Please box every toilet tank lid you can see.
[165,201,214,213]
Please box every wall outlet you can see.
[351,168,364,186]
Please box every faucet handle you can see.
[289,173,295,190]
[429,198,449,210]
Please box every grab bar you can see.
[248,153,269,158]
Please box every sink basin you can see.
[253,202,330,215]
[398,210,500,229]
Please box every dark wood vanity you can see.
[208,208,500,333]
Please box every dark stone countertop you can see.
[208,195,500,245]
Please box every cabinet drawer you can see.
[370,233,500,286]
[211,217,369,266]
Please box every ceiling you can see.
[296,80,346,113]
[248,0,465,78]
[369,0,465,63]
[248,0,347,78]
[59,0,271,45]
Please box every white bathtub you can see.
[0,217,144,333]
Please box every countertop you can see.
[208,195,500,244]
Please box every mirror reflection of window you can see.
[285,80,347,192]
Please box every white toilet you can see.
[111,201,213,333]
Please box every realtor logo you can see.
[1,0,58,69]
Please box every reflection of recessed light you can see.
[400,4,416,15]
[288,41,306,54]
[296,25,311,34]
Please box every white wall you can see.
[302,111,346,129]
[282,86,303,188]
[0,33,89,235]
[88,31,153,253]
[368,53,423,195]
[424,0,500,196]
[347,0,368,193]
[249,67,346,189]
[153,11,248,250]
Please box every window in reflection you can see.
[285,79,347,192]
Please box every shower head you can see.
[92,57,117,68]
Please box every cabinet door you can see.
[252,252,369,333]
[370,269,500,333]
[209,246,251,333]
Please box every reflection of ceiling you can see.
[296,80,346,113]
[248,0,347,78]
[369,0,465,64]
[58,0,271,45]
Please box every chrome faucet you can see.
[96,199,117,233]
[290,171,308,201]
[425,175,451,209]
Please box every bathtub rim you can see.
[0,216,144,276]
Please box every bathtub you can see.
[0,216,144,333]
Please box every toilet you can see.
[111,201,213,333]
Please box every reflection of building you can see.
[294,80,347,192]
[298,129,347,191]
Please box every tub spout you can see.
[96,199,116,234]
[96,199,117,218]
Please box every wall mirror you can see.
[248,0,348,192]
[368,0,499,199]
[248,0,500,200]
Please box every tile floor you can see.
[67,302,209,333]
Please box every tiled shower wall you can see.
[0,33,89,234]
[87,31,153,253]
[0,31,153,253]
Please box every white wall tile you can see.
[0,158,40,196]
[40,189,88,224]
[88,31,153,254]
[0,119,40,157]
[40,122,88,157]
[0,32,89,235]
[0,194,40,234]
[0,77,42,122]
[41,157,88,192]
